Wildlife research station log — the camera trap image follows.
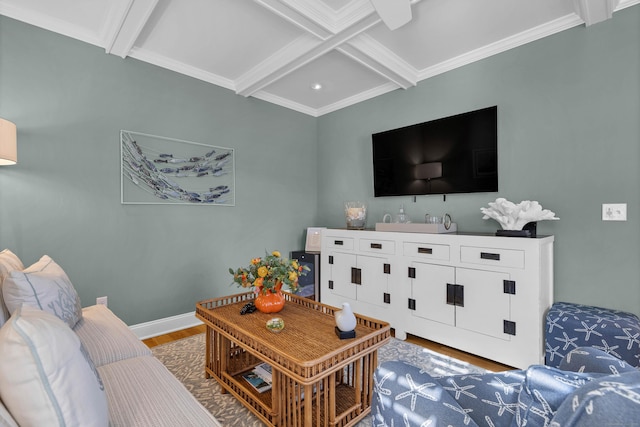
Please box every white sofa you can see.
[0,249,220,427]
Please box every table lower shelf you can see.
[209,364,370,427]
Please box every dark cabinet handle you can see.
[418,247,433,254]
[455,285,464,307]
[480,252,500,261]
[446,283,455,305]
[446,284,464,306]
[370,243,382,249]
[334,240,344,246]
[351,267,362,285]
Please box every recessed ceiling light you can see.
[311,83,323,91]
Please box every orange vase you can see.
[254,282,285,313]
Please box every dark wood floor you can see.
[143,325,514,372]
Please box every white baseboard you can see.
[129,311,203,340]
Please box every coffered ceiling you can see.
[1,0,637,116]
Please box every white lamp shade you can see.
[0,118,17,165]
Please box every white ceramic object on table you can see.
[334,302,357,332]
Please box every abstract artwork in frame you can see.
[120,130,235,205]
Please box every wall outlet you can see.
[96,296,108,307]
[602,203,627,221]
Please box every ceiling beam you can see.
[253,0,333,39]
[257,0,380,35]
[238,0,423,98]
[338,34,416,89]
[235,12,382,97]
[572,0,620,26]
[104,0,160,58]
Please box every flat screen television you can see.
[372,106,498,197]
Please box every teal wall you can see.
[2,5,639,324]
[318,6,640,316]
[0,17,318,325]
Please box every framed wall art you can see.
[120,130,235,205]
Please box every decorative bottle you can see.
[335,302,357,332]
[395,204,410,223]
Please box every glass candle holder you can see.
[425,214,443,224]
[345,202,367,230]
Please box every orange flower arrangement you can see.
[229,250,310,295]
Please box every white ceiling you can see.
[1,0,637,116]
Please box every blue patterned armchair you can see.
[372,347,640,427]
[545,301,640,368]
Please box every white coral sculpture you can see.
[481,198,559,230]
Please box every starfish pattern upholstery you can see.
[372,347,640,427]
[545,302,640,368]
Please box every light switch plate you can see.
[602,203,627,221]
[305,227,325,252]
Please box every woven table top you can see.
[197,292,390,382]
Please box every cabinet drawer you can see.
[325,237,354,251]
[460,246,525,269]
[403,242,450,261]
[359,238,395,255]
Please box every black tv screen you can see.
[372,106,498,197]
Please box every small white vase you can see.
[335,302,357,332]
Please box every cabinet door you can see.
[326,252,357,300]
[455,268,511,340]
[357,255,389,307]
[410,262,455,326]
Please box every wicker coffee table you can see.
[196,292,390,427]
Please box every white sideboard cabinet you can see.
[320,229,554,369]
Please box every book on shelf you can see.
[253,362,272,383]
[242,362,272,393]
[242,372,271,393]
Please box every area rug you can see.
[152,334,487,426]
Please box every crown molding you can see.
[121,6,623,117]
[254,81,401,118]
[6,0,634,118]
[0,2,103,47]
[315,81,400,116]
[417,13,583,82]
[129,47,236,91]
[252,90,321,117]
